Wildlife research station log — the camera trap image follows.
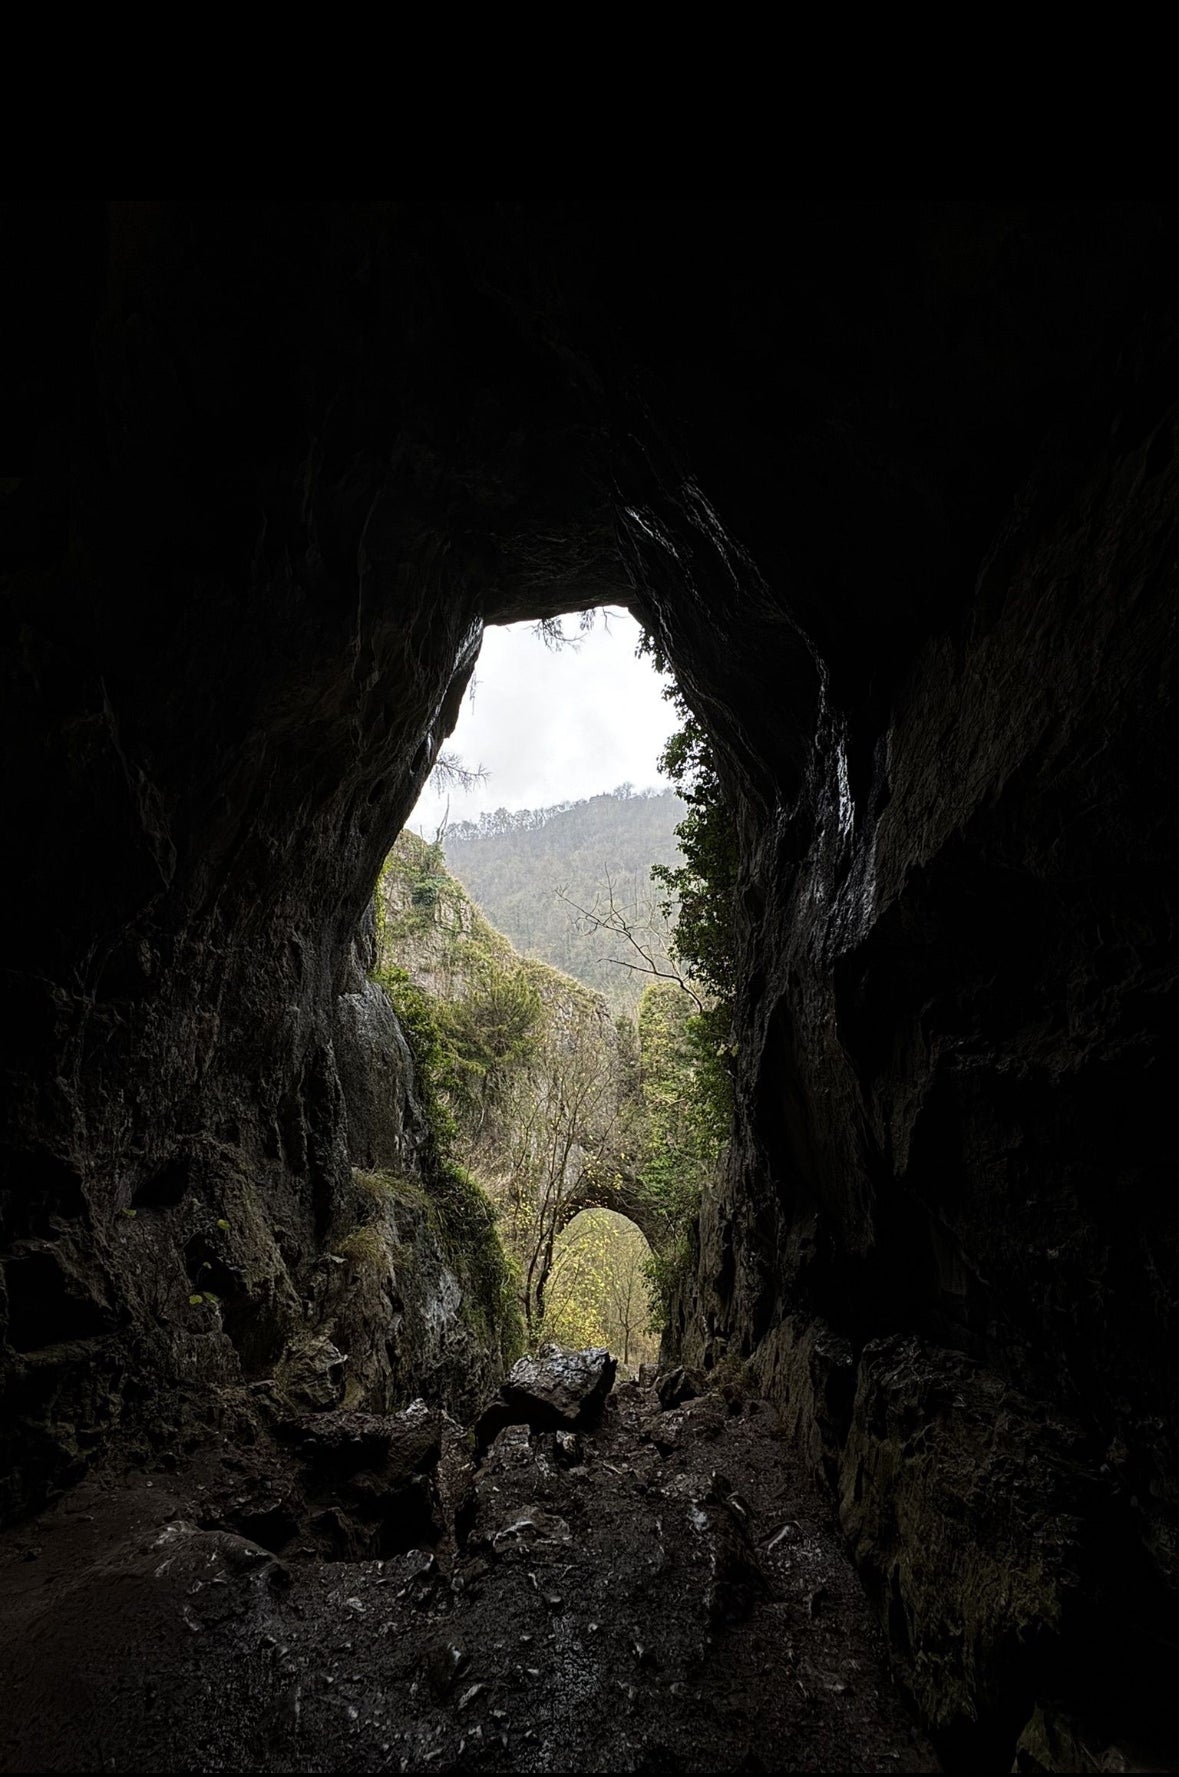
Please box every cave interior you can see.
[1,200,1178,1771]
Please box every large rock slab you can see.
[476,1345,617,1449]
[501,1345,616,1428]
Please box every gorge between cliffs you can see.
[2,200,1178,1774]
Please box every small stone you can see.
[765,1522,799,1552]
[423,1639,469,1699]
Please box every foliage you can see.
[627,982,728,1341]
[542,1208,658,1371]
[379,833,455,936]
[441,788,686,1013]
[435,965,543,1108]
[368,900,526,1365]
[634,985,725,1225]
[425,1160,524,1361]
[377,832,545,1121]
[649,724,738,1013]
[495,992,629,1334]
[354,1169,396,1204]
[642,1229,695,1338]
[638,633,740,1255]
[374,962,459,1150]
[336,1225,387,1270]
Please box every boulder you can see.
[275,1334,347,1413]
[294,1400,441,1485]
[500,1345,616,1430]
[476,1346,616,1449]
[656,1365,704,1411]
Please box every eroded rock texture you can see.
[2,202,1178,1765]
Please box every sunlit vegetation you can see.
[542,1209,659,1372]
[374,725,737,1359]
[442,788,685,1014]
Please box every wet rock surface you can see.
[0,1371,936,1773]
[477,1346,618,1450]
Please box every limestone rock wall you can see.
[0,204,575,1518]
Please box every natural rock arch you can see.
[553,1168,670,1259]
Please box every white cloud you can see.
[406,609,677,836]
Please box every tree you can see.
[495,996,629,1333]
[542,1209,659,1371]
[556,872,703,1012]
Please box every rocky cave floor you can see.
[0,1368,938,1774]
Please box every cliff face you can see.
[2,202,1178,1762]
[630,288,1179,1751]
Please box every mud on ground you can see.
[0,1371,937,1773]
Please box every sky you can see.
[406,610,679,837]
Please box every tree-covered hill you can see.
[440,787,686,1012]
[373,828,720,1367]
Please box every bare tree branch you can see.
[556,880,704,1013]
[430,749,487,793]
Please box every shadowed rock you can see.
[656,1365,705,1411]
[475,1346,617,1450]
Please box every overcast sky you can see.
[406,610,678,837]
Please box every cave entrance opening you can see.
[408,607,679,847]
[543,1206,659,1374]
[370,604,705,1366]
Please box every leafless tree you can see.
[557,870,704,1013]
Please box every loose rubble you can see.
[0,1355,938,1772]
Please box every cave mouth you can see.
[403,607,678,844]
[546,1207,660,1375]
[369,601,708,1372]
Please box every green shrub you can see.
[337,1225,387,1270]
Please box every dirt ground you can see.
[0,1371,938,1773]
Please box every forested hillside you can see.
[441,787,685,1012]
[372,831,722,1369]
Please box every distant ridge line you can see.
[444,785,684,844]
